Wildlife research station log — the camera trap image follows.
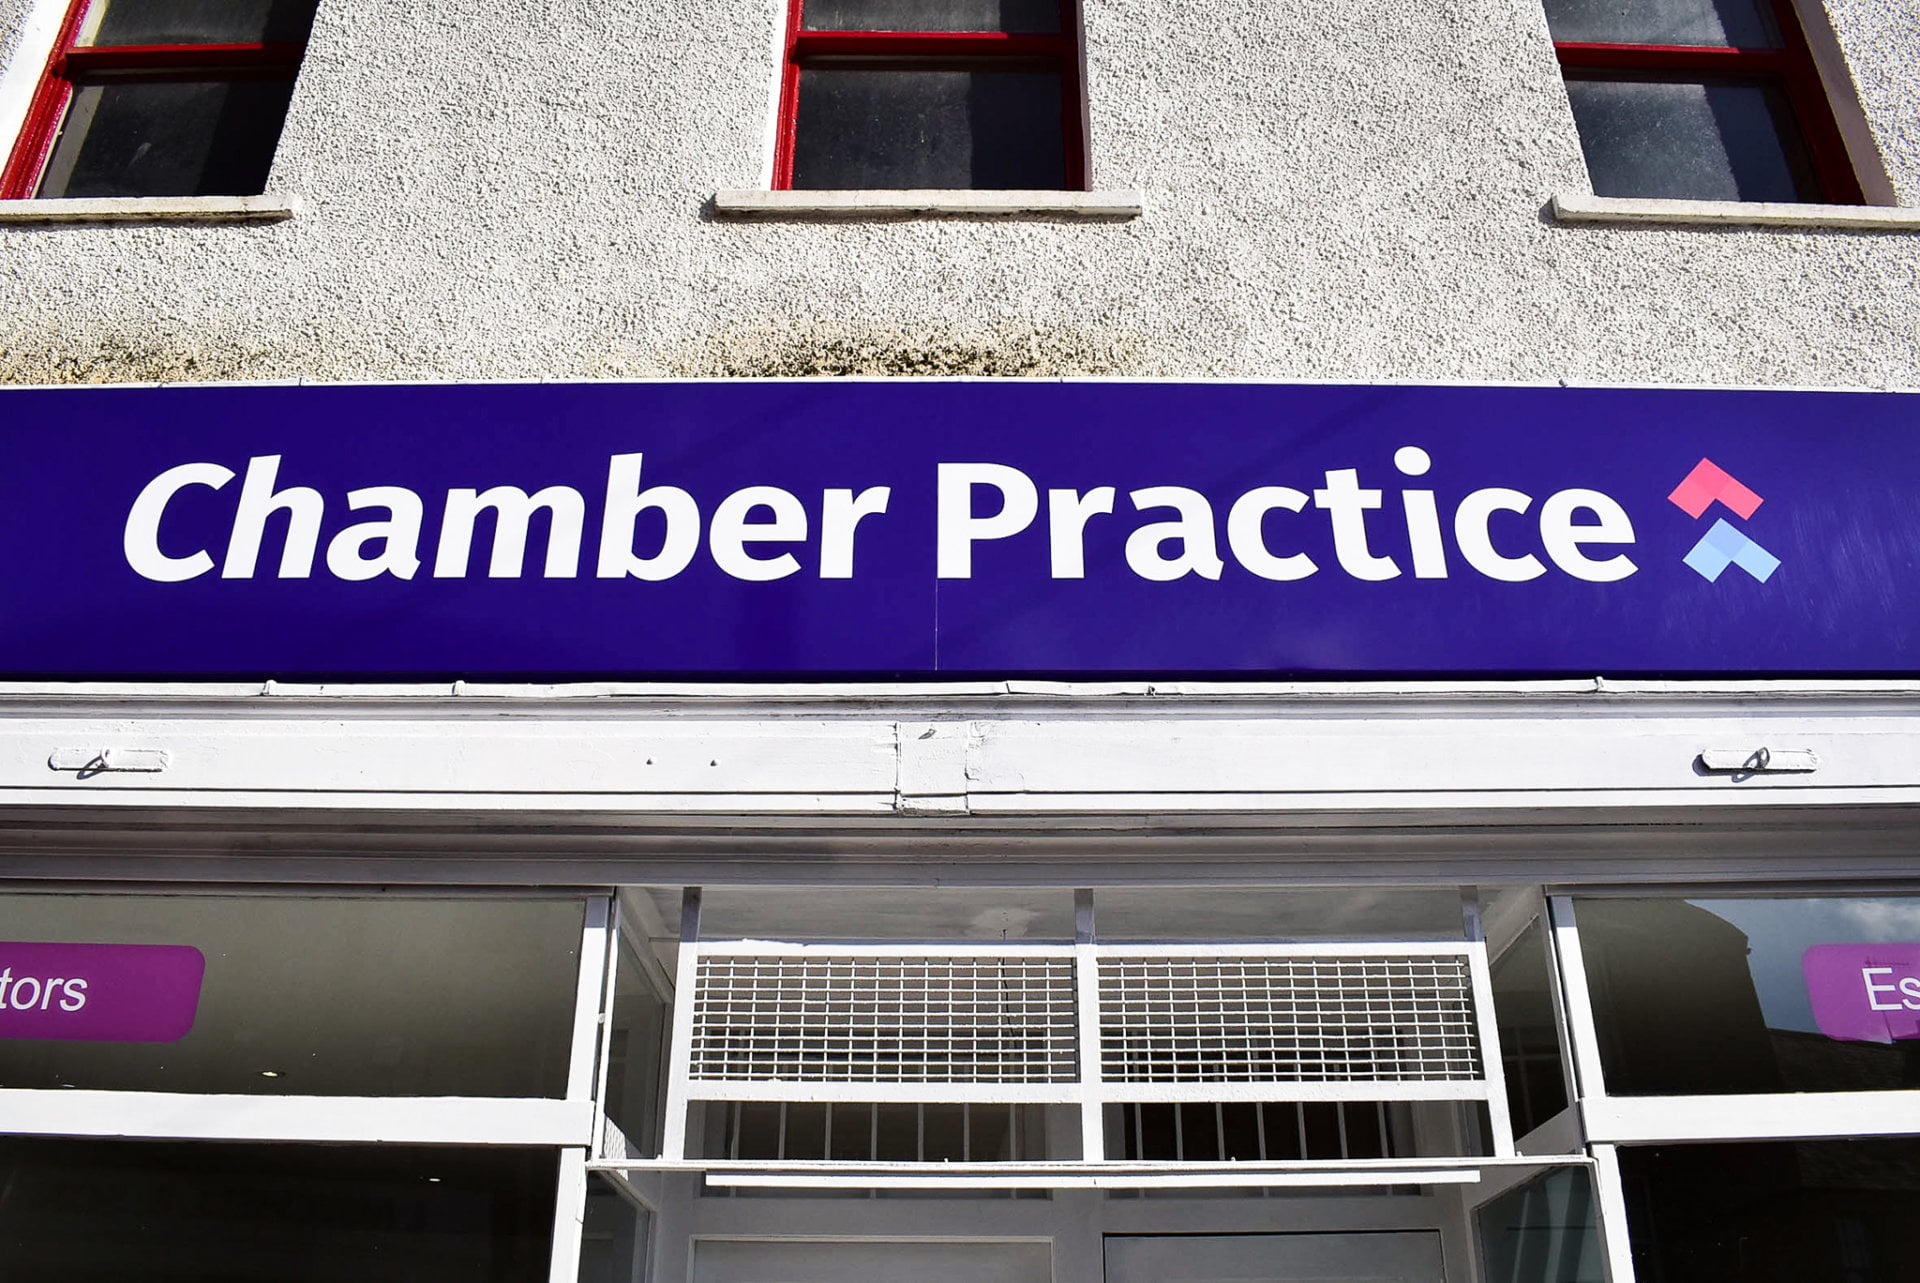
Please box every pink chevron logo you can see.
[1668,458,1763,520]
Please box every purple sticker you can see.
[1803,944,1920,1043]
[0,942,205,1043]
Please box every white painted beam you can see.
[0,1090,593,1145]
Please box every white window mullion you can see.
[592,897,625,1156]
[1547,896,1610,1106]
[567,895,614,1105]
[1590,1143,1640,1283]
[1075,941,1106,1161]
[1466,938,1516,1157]
[547,1146,589,1283]
[659,888,702,1162]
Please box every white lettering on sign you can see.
[1862,966,1920,1011]
[934,452,1639,583]
[122,447,1639,586]
[0,967,87,1012]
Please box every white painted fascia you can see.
[0,194,301,224]
[1552,192,1920,231]
[711,189,1143,220]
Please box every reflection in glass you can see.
[0,895,584,1097]
[1541,0,1779,47]
[0,1138,557,1282]
[36,76,300,198]
[1564,75,1814,202]
[791,61,1064,190]
[698,886,1074,942]
[1095,887,1464,941]
[1578,897,1920,1096]
[1477,1167,1604,1283]
[1490,920,1570,1136]
[89,0,320,46]
[578,1176,650,1283]
[1621,1138,1920,1283]
[803,0,1060,32]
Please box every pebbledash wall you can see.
[2,0,1920,1282]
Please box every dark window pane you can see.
[579,1176,651,1283]
[829,1102,872,1160]
[1578,897,1920,1096]
[792,61,1065,190]
[1621,1139,1920,1283]
[803,0,1059,32]
[0,895,583,1097]
[1491,920,1570,1137]
[1476,1167,1605,1283]
[1340,1102,1386,1159]
[786,1100,828,1158]
[1542,0,1779,46]
[0,1138,557,1283]
[1564,75,1816,201]
[37,75,299,198]
[89,0,320,46]
[603,936,667,1154]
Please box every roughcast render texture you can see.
[0,0,1916,387]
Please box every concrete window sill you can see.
[0,194,299,225]
[711,189,1143,221]
[1552,192,1920,232]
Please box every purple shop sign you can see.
[0,942,205,1042]
[1804,944,1920,1043]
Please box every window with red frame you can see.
[1,0,318,201]
[1544,0,1860,203]
[775,0,1083,191]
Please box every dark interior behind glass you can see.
[0,1138,557,1283]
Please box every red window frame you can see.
[772,0,1086,191]
[0,0,310,200]
[1552,0,1861,203]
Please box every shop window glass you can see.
[774,0,1082,190]
[1112,1100,1403,1162]
[697,1100,1050,1161]
[1576,896,1920,1096]
[0,894,583,1097]
[0,1137,557,1282]
[698,886,1074,941]
[1620,1138,1920,1283]
[1541,0,1862,202]
[1490,920,1570,1136]
[1476,1167,1604,1283]
[1,0,320,200]
[579,1175,651,1283]
[603,934,668,1154]
[1092,887,1464,941]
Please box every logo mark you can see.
[1668,458,1763,520]
[1682,518,1781,583]
[1670,459,1778,583]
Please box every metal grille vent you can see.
[1099,955,1482,1084]
[690,955,1078,1084]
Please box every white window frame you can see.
[1548,890,1920,1283]
[631,935,1517,1190]
[0,888,613,1283]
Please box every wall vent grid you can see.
[689,954,1078,1084]
[1099,955,1482,1084]
[661,942,1513,1167]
